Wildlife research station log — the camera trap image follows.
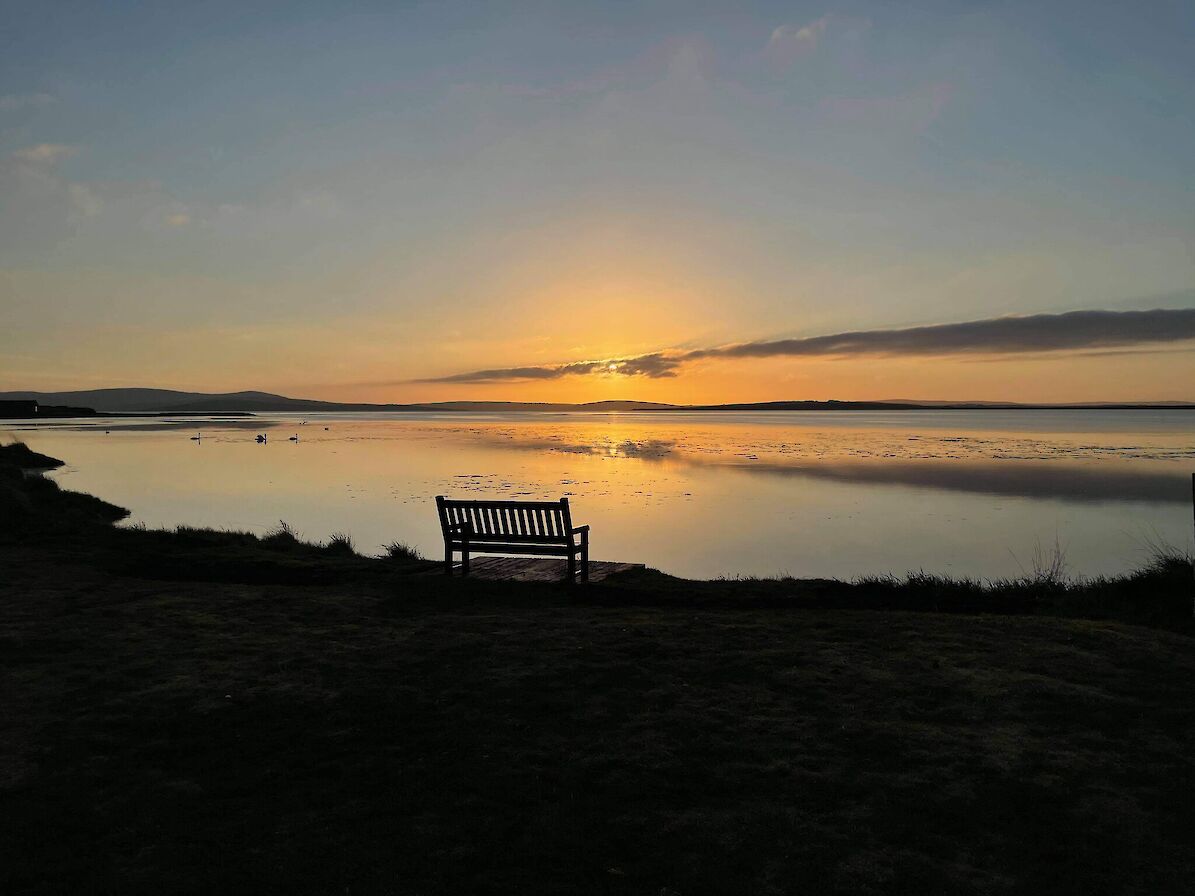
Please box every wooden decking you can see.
[447,557,643,583]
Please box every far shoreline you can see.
[4,403,1195,421]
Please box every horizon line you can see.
[4,388,1195,409]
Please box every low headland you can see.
[2,441,1194,894]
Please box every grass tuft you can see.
[261,520,301,550]
[324,531,356,556]
[1028,535,1069,585]
[384,540,424,561]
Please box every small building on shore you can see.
[0,400,39,418]
[0,400,97,419]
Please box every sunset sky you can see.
[2,1,1193,403]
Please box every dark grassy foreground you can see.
[2,443,1195,894]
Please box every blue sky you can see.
[2,1,1193,400]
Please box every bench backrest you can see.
[436,496,574,543]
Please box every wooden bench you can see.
[435,496,590,583]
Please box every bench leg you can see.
[567,551,576,584]
[461,543,470,577]
[444,542,452,576]
[581,535,589,583]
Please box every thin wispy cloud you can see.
[766,16,830,60]
[418,309,1195,384]
[423,353,681,385]
[763,14,870,69]
[12,143,77,164]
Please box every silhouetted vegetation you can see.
[0,443,127,534]
[385,539,425,561]
[260,519,301,550]
[0,439,65,470]
[324,531,357,556]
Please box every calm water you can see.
[5,410,1194,580]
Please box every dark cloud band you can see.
[417,308,1195,384]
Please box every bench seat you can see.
[436,496,590,582]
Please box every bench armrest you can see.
[571,525,589,535]
[445,522,473,534]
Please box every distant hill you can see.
[0,389,676,414]
[0,389,378,413]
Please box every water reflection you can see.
[735,460,1189,504]
[440,426,1191,504]
[5,410,1193,579]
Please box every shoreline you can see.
[3,441,1191,631]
